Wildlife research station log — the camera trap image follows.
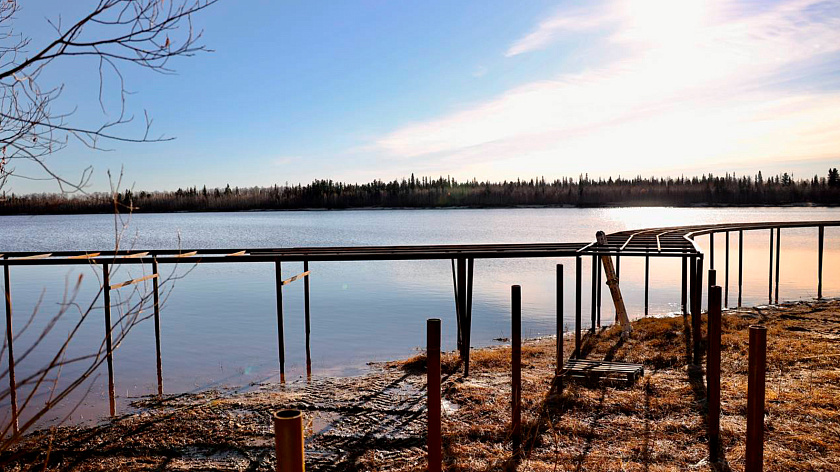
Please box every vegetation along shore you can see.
[2,169,839,215]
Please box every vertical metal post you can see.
[511,285,522,456]
[738,230,744,308]
[590,255,597,333]
[681,256,687,315]
[597,259,602,328]
[724,232,730,308]
[103,262,116,417]
[710,232,715,270]
[451,259,461,354]
[708,269,716,293]
[644,249,650,317]
[818,226,824,299]
[693,256,704,365]
[688,256,696,362]
[575,256,582,359]
[303,260,312,377]
[707,285,722,462]
[275,259,285,381]
[556,264,563,374]
[3,260,18,435]
[464,258,474,377]
[152,257,163,396]
[427,318,442,472]
[746,325,767,472]
[457,258,467,363]
[768,229,774,304]
[774,228,781,305]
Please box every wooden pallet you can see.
[561,359,644,384]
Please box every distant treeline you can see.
[2,169,839,215]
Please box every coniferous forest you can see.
[1,169,838,215]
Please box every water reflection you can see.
[1,207,838,427]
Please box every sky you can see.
[7,0,840,194]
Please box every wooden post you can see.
[681,256,687,315]
[152,257,163,396]
[303,260,312,377]
[768,229,774,304]
[556,264,563,374]
[464,258,474,377]
[707,285,722,462]
[774,228,781,305]
[738,230,744,308]
[724,231,730,308]
[103,263,116,417]
[511,285,522,456]
[427,318,442,472]
[590,255,597,333]
[644,249,650,317]
[275,259,285,381]
[575,256,582,358]
[746,325,767,472]
[818,226,824,299]
[3,260,19,435]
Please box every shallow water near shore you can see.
[1,206,839,428]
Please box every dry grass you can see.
[3,300,840,471]
[384,300,840,471]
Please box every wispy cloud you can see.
[372,0,840,178]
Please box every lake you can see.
[2,206,839,427]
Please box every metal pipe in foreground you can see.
[511,285,522,456]
[273,409,305,472]
[746,325,767,472]
[427,318,442,472]
[707,285,722,462]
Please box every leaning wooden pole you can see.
[3,260,19,435]
[595,231,631,337]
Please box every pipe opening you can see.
[273,409,302,420]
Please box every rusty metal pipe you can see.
[738,230,744,308]
[774,228,781,304]
[427,318,441,472]
[511,285,522,456]
[746,325,767,472]
[575,256,582,358]
[818,226,824,299]
[152,258,163,396]
[103,263,116,416]
[3,259,18,435]
[556,264,563,374]
[273,409,305,472]
[707,285,722,462]
[304,260,312,377]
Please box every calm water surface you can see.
[2,207,839,427]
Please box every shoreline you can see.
[4,298,840,471]
[1,201,837,217]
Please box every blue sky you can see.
[8,0,840,193]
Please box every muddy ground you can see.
[2,300,840,471]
